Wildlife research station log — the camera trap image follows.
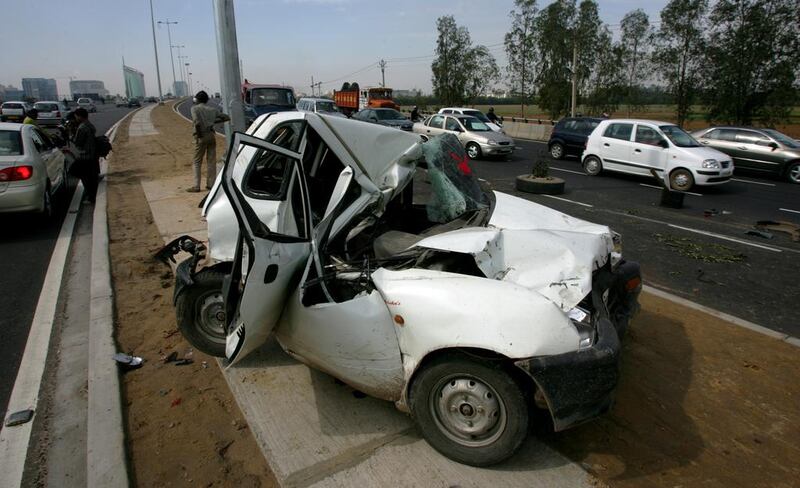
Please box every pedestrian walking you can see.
[188,90,230,192]
[71,108,99,204]
[23,108,39,126]
[410,106,420,122]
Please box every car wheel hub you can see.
[431,376,506,447]
[551,145,562,157]
[197,292,226,342]
[790,165,800,183]
[673,173,689,188]
[586,159,598,173]
[467,146,479,158]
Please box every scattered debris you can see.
[755,220,800,242]
[170,397,182,407]
[162,329,179,339]
[696,269,724,285]
[158,389,170,397]
[113,353,144,371]
[174,358,194,366]
[5,409,34,427]
[162,351,178,363]
[745,229,774,239]
[704,209,720,217]
[652,233,746,263]
[201,361,208,369]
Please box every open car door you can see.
[221,132,312,365]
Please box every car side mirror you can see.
[370,117,378,122]
[769,142,778,150]
[658,139,669,149]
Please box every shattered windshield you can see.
[422,133,490,223]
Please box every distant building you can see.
[22,78,58,101]
[173,81,188,97]
[70,80,109,101]
[0,84,25,101]
[123,64,146,99]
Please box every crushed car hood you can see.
[412,191,613,311]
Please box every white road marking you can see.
[542,194,594,207]
[639,183,703,197]
[779,208,800,215]
[0,184,83,487]
[550,166,586,176]
[668,224,782,252]
[731,178,775,187]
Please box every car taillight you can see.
[0,166,33,182]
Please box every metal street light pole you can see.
[158,19,178,94]
[173,45,186,82]
[213,0,246,138]
[148,0,163,101]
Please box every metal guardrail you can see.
[399,109,556,125]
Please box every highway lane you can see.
[0,103,137,416]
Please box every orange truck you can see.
[333,83,399,117]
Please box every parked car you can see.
[0,122,68,216]
[438,107,504,133]
[582,119,733,191]
[127,98,142,108]
[413,114,515,159]
[156,111,641,467]
[32,101,69,127]
[76,97,97,113]
[691,127,800,184]
[296,97,346,118]
[115,97,127,107]
[548,117,602,159]
[0,101,33,123]
[353,108,413,131]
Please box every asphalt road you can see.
[0,103,137,416]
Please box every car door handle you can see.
[701,140,709,144]
[634,149,642,153]
[738,146,748,150]
[603,143,610,147]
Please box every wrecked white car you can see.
[157,112,641,466]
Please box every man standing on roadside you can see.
[188,90,230,192]
[72,107,99,204]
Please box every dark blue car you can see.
[243,86,297,126]
[548,117,602,160]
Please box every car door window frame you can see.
[634,124,664,146]
[444,116,460,132]
[428,115,444,128]
[603,123,634,141]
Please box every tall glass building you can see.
[22,78,58,101]
[123,65,146,99]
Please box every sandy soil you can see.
[107,105,276,487]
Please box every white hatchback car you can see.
[0,123,67,216]
[77,97,97,113]
[582,119,733,191]
[33,101,69,127]
[296,97,346,118]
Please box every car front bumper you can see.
[480,143,515,155]
[514,260,641,431]
[694,167,734,185]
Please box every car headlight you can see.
[702,159,720,169]
[612,231,622,253]
[568,307,595,349]
[487,139,497,145]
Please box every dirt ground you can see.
[107,103,800,487]
[107,106,276,487]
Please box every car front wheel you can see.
[549,142,564,159]
[466,142,482,159]
[410,355,529,467]
[175,268,228,357]
[670,168,694,191]
[787,161,800,184]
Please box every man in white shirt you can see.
[188,90,230,192]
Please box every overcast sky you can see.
[1,0,667,98]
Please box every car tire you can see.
[583,156,603,176]
[786,161,800,184]
[549,142,565,160]
[466,143,482,160]
[409,354,529,467]
[175,267,228,357]
[39,183,53,219]
[669,168,694,191]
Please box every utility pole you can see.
[174,45,186,83]
[213,0,246,137]
[311,76,315,97]
[148,0,163,101]
[570,44,577,117]
[158,19,179,95]
[379,59,387,87]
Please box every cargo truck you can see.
[333,83,399,117]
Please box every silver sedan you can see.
[413,114,515,159]
[0,122,68,217]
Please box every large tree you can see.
[585,27,626,115]
[431,16,497,105]
[504,0,538,117]
[651,0,708,127]
[619,9,651,113]
[702,0,799,125]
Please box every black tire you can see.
[175,268,228,357]
[549,142,565,160]
[409,354,529,466]
[466,142,482,160]
[786,161,800,184]
[669,168,694,191]
[39,183,53,220]
[583,155,602,176]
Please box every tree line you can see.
[431,0,800,126]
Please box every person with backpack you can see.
[72,107,99,204]
[188,90,230,192]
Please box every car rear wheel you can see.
[466,143,482,160]
[549,142,564,160]
[787,161,800,184]
[39,183,53,219]
[669,168,694,191]
[583,156,603,176]
[410,354,529,467]
[175,268,228,357]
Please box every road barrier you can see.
[401,110,554,142]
